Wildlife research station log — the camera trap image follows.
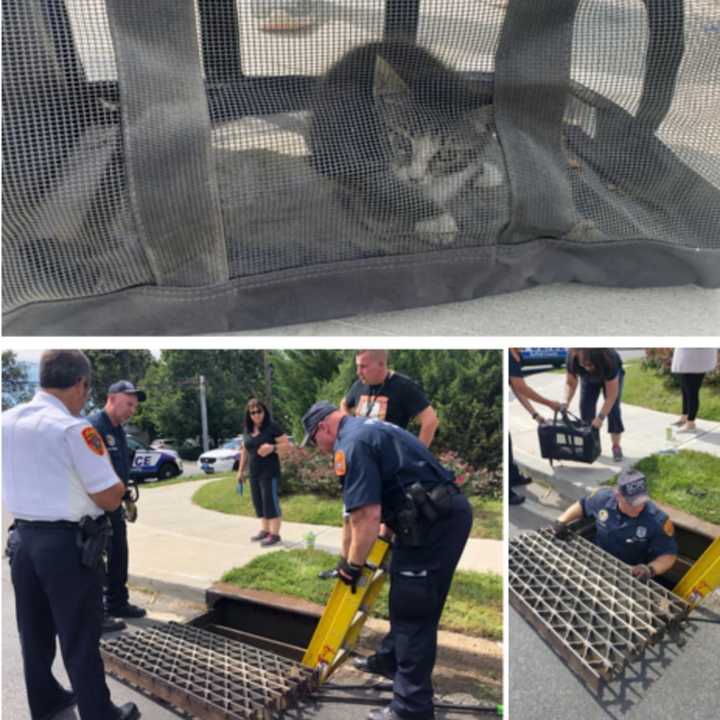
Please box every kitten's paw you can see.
[416,213,458,245]
[474,162,504,189]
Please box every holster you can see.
[391,483,458,547]
[77,515,113,571]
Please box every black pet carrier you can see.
[3,1,719,334]
[538,410,601,464]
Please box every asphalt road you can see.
[2,560,490,720]
[509,490,720,720]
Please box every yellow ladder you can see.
[673,536,720,609]
[302,536,391,683]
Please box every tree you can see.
[391,350,502,470]
[270,350,345,438]
[2,351,34,410]
[83,350,156,409]
[139,351,265,445]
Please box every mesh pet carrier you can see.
[538,410,601,464]
[3,1,719,335]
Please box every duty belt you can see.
[14,519,79,529]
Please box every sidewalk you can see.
[510,371,720,502]
[127,480,502,595]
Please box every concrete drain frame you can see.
[509,528,691,692]
[101,621,319,720]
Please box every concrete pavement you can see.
[510,369,720,502]
[128,479,503,596]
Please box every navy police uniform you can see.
[88,409,131,611]
[335,416,472,719]
[2,391,121,719]
[581,488,678,565]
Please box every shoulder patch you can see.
[663,518,674,537]
[334,450,346,476]
[81,426,106,456]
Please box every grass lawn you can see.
[621,362,720,421]
[193,475,344,526]
[468,496,503,540]
[605,450,720,525]
[222,548,503,640]
[194,476,503,538]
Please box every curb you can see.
[128,574,206,605]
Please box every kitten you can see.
[309,41,499,245]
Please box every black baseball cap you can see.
[301,401,337,447]
[108,380,146,402]
[617,469,649,507]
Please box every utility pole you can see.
[263,351,273,415]
[199,375,209,452]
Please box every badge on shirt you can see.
[636,526,647,539]
[663,518,675,536]
[334,450,346,477]
[81,427,106,456]
[598,509,609,523]
[105,434,116,447]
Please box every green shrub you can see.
[643,348,720,387]
[280,446,500,500]
[438,450,502,498]
[280,445,342,497]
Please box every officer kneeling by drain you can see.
[301,402,472,720]
[552,469,678,583]
[2,350,141,720]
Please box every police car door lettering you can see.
[133,451,162,468]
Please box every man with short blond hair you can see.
[341,350,438,447]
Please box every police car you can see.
[198,438,243,474]
[520,348,567,368]
[127,436,183,482]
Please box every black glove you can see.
[337,558,364,593]
[318,556,344,580]
[552,521,571,540]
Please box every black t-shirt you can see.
[344,372,430,429]
[567,350,623,384]
[244,421,284,482]
[508,350,523,380]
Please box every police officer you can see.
[553,469,678,581]
[332,350,440,676]
[89,381,148,632]
[301,402,472,720]
[2,350,140,720]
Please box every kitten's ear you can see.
[373,55,410,99]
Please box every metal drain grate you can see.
[509,528,690,691]
[101,622,319,719]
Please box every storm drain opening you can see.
[509,528,690,693]
[101,616,320,719]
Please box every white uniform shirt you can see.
[671,348,718,374]
[2,391,120,521]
